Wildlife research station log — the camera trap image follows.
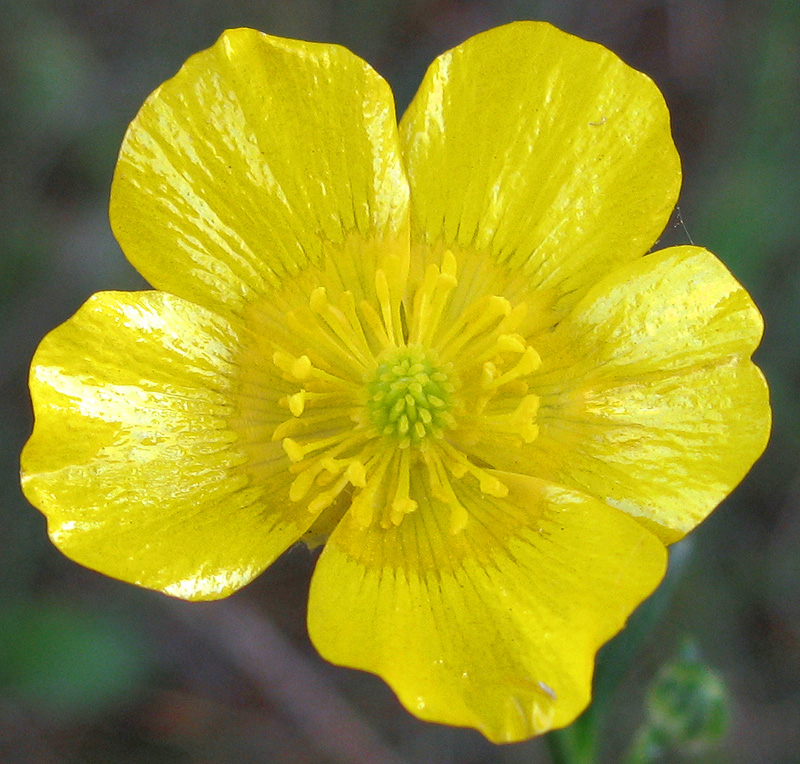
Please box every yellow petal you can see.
[307,472,666,742]
[478,246,770,543]
[400,21,680,315]
[21,291,311,600]
[110,28,409,316]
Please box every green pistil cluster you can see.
[367,345,455,447]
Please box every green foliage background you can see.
[1,1,798,762]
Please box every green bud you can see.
[646,640,729,748]
[624,640,729,764]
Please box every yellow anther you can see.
[484,346,541,391]
[308,476,347,514]
[481,394,540,443]
[346,460,367,487]
[388,448,417,524]
[447,460,468,478]
[271,350,295,374]
[271,418,300,441]
[519,346,542,374]
[394,497,418,515]
[479,473,509,498]
[449,503,468,534]
[501,302,528,333]
[282,438,305,463]
[486,295,512,317]
[309,286,328,313]
[289,467,319,502]
[292,355,312,380]
[441,249,458,279]
[496,334,527,353]
[320,456,343,473]
[288,390,306,417]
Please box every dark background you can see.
[1,1,798,762]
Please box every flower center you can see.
[262,249,543,537]
[366,345,456,447]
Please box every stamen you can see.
[350,450,393,529]
[358,300,391,347]
[287,390,306,417]
[408,251,460,346]
[273,351,313,380]
[389,448,418,525]
[437,295,512,361]
[285,308,366,380]
[481,347,541,390]
[483,395,540,443]
[375,269,398,346]
[280,389,354,414]
[438,440,509,497]
[422,447,469,534]
[267,249,545,543]
[308,286,373,369]
[307,472,351,514]
[282,429,364,463]
[271,410,357,441]
[273,350,360,390]
[286,438,376,504]
[337,290,372,355]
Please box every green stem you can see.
[622,727,664,764]
[545,715,597,764]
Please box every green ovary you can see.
[366,345,457,447]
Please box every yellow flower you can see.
[21,22,769,742]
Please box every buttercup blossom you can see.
[22,22,769,742]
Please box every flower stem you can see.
[545,713,597,764]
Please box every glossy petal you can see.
[21,291,311,599]
[308,472,666,742]
[467,246,770,543]
[110,28,409,316]
[400,21,680,314]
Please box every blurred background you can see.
[1,1,798,762]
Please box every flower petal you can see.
[471,246,770,543]
[21,291,311,600]
[400,21,680,314]
[307,472,666,742]
[110,28,409,316]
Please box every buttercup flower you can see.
[21,22,769,742]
